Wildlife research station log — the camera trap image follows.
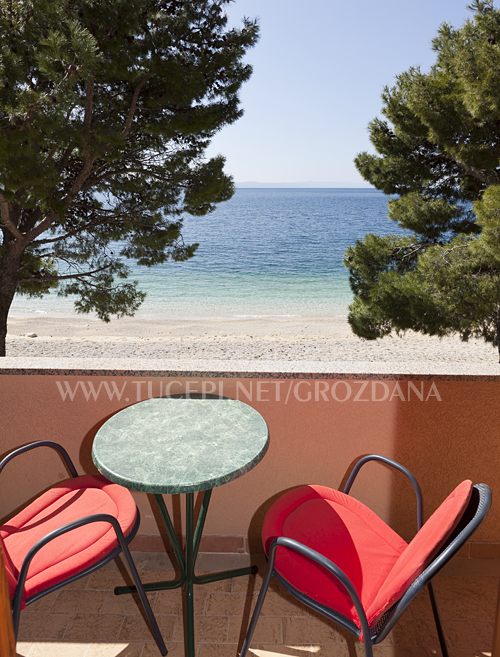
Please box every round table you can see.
[92,397,269,657]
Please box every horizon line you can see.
[235,182,374,189]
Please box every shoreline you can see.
[5,314,497,363]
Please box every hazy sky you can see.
[206,0,473,186]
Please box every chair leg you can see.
[346,634,373,657]
[428,582,449,657]
[120,544,168,656]
[239,561,274,657]
[362,636,374,657]
[12,604,21,639]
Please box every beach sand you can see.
[5,314,497,363]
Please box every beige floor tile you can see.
[63,577,93,592]
[153,588,211,616]
[231,572,264,593]
[172,615,229,643]
[86,560,132,591]
[28,642,89,657]
[83,643,144,657]
[54,588,154,617]
[153,591,184,615]
[258,592,310,618]
[113,591,160,618]
[432,575,498,623]
[251,644,350,657]
[63,613,125,642]
[228,616,283,645]
[383,615,434,649]
[17,612,73,641]
[203,592,249,617]
[134,551,174,568]
[22,593,58,615]
[356,646,432,657]
[52,590,105,615]
[135,570,179,587]
[142,642,185,657]
[196,554,251,573]
[198,643,239,657]
[118,613,176,643]
[14,572,496,657]
[445,618,494,656]
[15,642,34,657]
[282,616,349,646]
[150,577,233,614]
[136,554,176,578]
[405,590,435,624]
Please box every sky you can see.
[205,0,474,187]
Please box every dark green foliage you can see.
[346,1,500,357]
[0,0,258,342]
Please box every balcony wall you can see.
[0,359,499,563]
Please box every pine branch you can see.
[122,76,147,138]
[24,263,112,282]
[27,80,96,242]
[460,161,500,185]
[64,78,95,201]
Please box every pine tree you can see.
[0,0,258,355]
[346,1,500,360]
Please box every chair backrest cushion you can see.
[366,479,473,626]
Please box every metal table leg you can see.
[115,489,257,657]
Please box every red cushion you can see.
[366,479,473,625]
[0,475,137,603]
[0,536,17,597]
[262,485,408,628]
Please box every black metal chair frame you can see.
[240,454,492,657]
[0,440,168,656]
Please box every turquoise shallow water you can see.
[12,188,400,319]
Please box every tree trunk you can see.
[0,303,8,358]
[0,241,23,357]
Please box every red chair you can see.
[240,454,491,657]
[0,441,167,655]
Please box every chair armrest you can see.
[268,536,371,639]
[341,454,423,530]
[11,512,131,619]
[0,441,78,479]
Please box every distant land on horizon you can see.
[235,181,375,189]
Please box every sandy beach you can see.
[7,191,496,366]
[5,314,497,363]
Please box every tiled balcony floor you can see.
[15,552,497,657]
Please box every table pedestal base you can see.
[115,491,257,657]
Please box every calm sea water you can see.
[12,188,399,319]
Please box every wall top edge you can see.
[0,357,498,379]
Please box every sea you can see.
[11,188,401,320]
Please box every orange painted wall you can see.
[0,374,498,548]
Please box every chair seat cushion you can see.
[262,485,408,628]
[0,475,137,602]
[262,481,473,632]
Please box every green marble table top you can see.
[92,397,269,493]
